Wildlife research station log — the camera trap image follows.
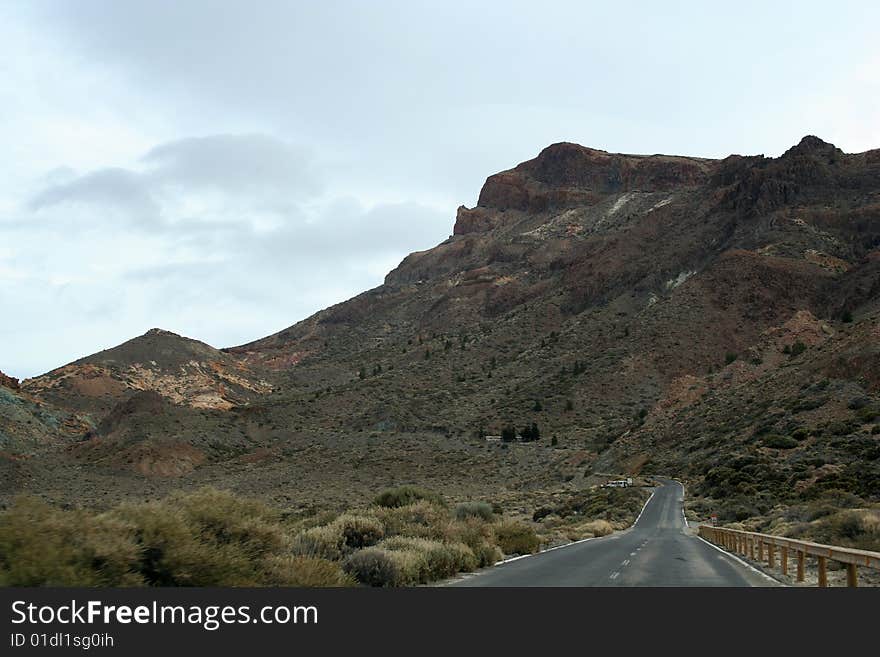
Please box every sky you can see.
[1,1,879,379]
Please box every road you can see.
[450,479,774,587]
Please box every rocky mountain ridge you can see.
[3,136,879,519]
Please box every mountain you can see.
[5,136,880,520]
[23,328,272,417]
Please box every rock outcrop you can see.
[0,370,19,390]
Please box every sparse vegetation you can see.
[0,484,579,587]
[454,501,495,522]
[493,521,540,556]
[374,486,445,509]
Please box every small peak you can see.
[144,328,180,338]
[782,135,842,160]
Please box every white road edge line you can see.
[671,478,780,585]
[694,534,783,585]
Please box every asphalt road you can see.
[450,479,774,587]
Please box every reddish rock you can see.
[0,370,20,390]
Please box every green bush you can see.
[789,342,807,357]
[763,434,799,449]
[856,406,879,423]
[454,502,494,522]
[374,486,445,509]
[494,521,540,556]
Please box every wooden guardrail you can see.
[699,525,880,587]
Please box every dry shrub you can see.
[291,524,346,560]
[342,548,413,587]
[110,487,288,586]
[292,513,385,560]
[582,519,614,537]
[374,486,445,509]
[379,536,477,581]
[0,496,142,586]
[265,555,354,587]
[373,500,448,539]
[334,514,385,549]
[494,521,540,556]
[445,516,501,567]
[454,502,494,522]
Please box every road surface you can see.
[450,479,774,586]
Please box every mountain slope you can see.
[6,136,880,521]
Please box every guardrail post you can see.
[781,547,788,576]
[818,556,827,587]
[797,551,805,582]
[749,536,755,560]
[768,543,775,569]
[758,540,764,561]
[846,563,858,588]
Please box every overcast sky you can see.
[2,1,879,378]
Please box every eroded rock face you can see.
[466,142,713,221]
[0,371,19,390]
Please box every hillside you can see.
[4,136,879,533]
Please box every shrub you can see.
[0,497,142,587]
[342,548,404,587]
[791,428,810,441]
[291,524,346,560]
[582,519,614,537]
[790,397,827,413]
[501,425,517,442]
[379,537,477,581]
[265,556,354,587]
[335,514,385,549]
[520,422,541,442]
[856,406,879,423]
[454,502,494,522]
[763,435,799,449]
[445,516,500,567]
[494,521,540,556]
[292,513,385,559]
[724,352,738,365]
[471,543,503,567]
[373,500,448,539]
[374,486,445,509]
[111,488,287,586]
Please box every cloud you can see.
[142,134,321,197]
[28,167,156,217]
[2,131,453,377]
